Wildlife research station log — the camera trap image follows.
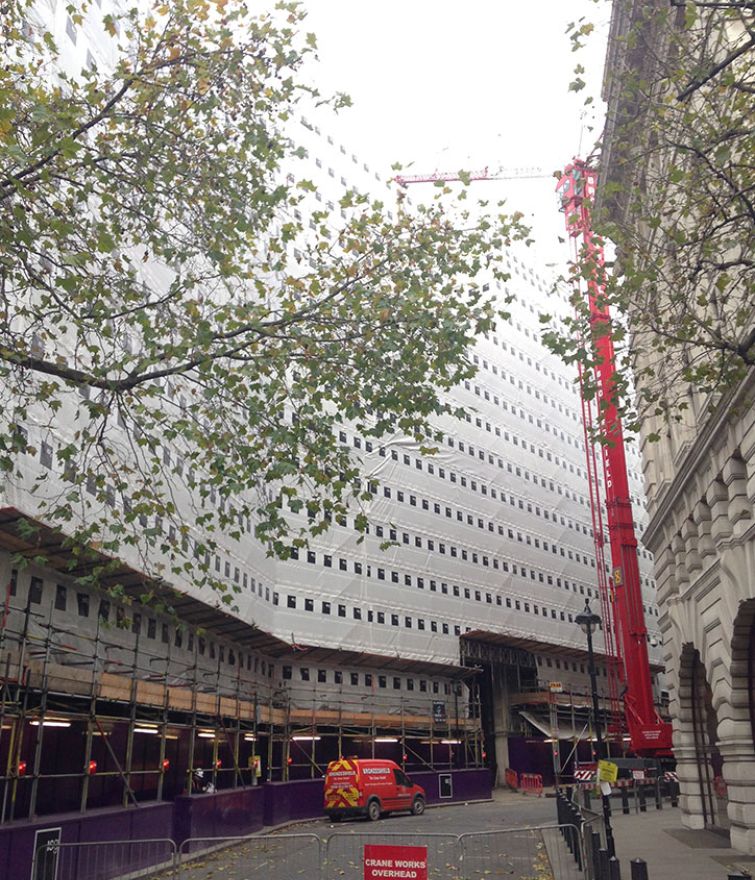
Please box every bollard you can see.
[574,828,584,870]
[570,806,581,862]
[565,810,575,855]
[630,858,649,880]
[560,799,570,843]
[654,778,663,810]
[670,781,679,808]
[592,831,603,880]
[609,856,622,880]
[638,785,647,813]
[572,811,584,871]
[585,788,592,810]
[621,787,630,815]
[566,804,579,858]
[599,848,611,880]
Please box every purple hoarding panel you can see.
[0,768,493,878]
[174,785,265,845]
[262,779,324,826]
[508,737,554,783]
[0,802,175,880]
[410,768,493,804]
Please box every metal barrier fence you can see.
[30,824,586,880]
[519,772,545,796]
[571,777,680,814]
[177,833,322,880]
[33,838,177,880]
[460,825,583,880]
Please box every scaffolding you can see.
[0,589,484,823]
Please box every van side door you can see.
[393,768,413,810]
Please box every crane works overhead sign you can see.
[364,845,428,880]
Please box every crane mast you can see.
[557,159,672,755]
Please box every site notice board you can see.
[598,760,619,783]
[364,845,428,880]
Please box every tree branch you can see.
[677,34,755,101]
[0,77,136,197]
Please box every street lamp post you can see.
[576,601,616,858]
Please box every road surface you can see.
[159,792,572,880]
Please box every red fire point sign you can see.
[364,844,428,880]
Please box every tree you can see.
[543,1,754,438]
[0,0,527,603]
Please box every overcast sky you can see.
[298,0,610,263]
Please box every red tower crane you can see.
[557,159,672,756]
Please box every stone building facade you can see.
[598,0,755,852]
[647,377,755,849]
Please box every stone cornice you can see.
[599,5,746,230]
[596,0,663,226]
[642,369,755,551]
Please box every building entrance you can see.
[690,650,730,833]
[461,635,539,783]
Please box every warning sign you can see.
[364,844,428,880]
[598,760,619,783]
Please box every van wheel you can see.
[412,796,425,816]
[367,799,381,821]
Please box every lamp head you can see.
[575,601,601,636]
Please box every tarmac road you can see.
[158,793,563,880]
[149,790,751,880]
[295,791,555,836]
